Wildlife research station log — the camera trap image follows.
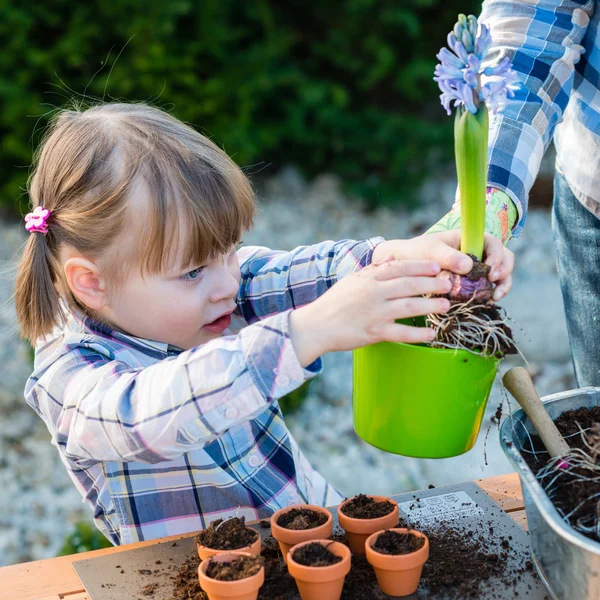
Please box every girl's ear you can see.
[63,257,108,311]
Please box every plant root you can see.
[426,297,518,357]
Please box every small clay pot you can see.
[286,539,351,600]
[197,531,261,561]
[337,495,398,555]
[198,551,264,600]
[365,528,429,597]
[271,504,333,563]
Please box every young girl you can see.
[15,103,513,546]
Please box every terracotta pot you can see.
[271,504,333,563]
[197,531,261,561]
[286,539,351,600]
[365,528,429,597]
[198,551,264,600]
[337,495,398,555]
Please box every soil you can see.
[276,508,328,530]
[141,582,158,596]
[340,494,395,519]
[170,525,538,599]
[418,521,532,598]
[205,555,264,581]
[465,255,491,281]
[523,405,600,543]
[372,529,425,555]
[475,303,517,355]
[291,542,342,567]
[195,516,259,550]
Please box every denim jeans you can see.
[552,169,600,387]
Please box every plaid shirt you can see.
[25,238,382,545]
[481,0,598,235]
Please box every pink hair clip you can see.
[24,206,51,234]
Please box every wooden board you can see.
[0,473,523,600]
[74,480,544,600]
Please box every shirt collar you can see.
[68,307,184,356]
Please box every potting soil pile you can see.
[521,405,600,544]
[195,516,258,550]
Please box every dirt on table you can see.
[141,582,159,596]
[522,405,600,544]
[372,530,425,555]
[340,494,395,519]
[195,516,258,550]
[170,523,537,600]
[171,557,208,600]
[418,521,534,599]
[276,508,328,530]
[205,555,264,581]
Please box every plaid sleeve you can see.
[236,238,384,324]
[29,311,319,465]
[481,0,594,236]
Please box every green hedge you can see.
[1,0,480,214]
[58,521,112,556]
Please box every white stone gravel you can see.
[0,166,575,565]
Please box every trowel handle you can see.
[502,367,570,458]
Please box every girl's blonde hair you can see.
[15,102,255,344]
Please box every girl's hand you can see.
[372,231,514,302]
[289,258,451,367]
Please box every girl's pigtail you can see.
[15,230,62,345]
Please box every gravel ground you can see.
[0,165,574,565]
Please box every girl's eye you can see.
[181,267,204,282]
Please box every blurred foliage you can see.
[279,380,311,415]
[0,0,481,214]
[58,521,112,555]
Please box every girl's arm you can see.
[236,238,383,323]
[27,312,318,466]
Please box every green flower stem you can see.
[455,104,489,260]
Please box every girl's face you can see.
[104,244,242,350]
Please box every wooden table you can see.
[0,473,525,600]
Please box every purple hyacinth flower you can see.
[479,79,517,114]
[483,56,513,77]
[447,32,469,64]
[464,55,481,88]
[474,25,492,59]
[457,82,478,114]
[437,80,478,115]
[435,14,518,115]
[436,47,465,70]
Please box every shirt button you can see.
[276,374,290,387]
[248,454,262,468]
[225,407,238,420]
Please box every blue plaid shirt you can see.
[481,0,599,235]
[25,238,381,545]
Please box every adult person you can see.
[430,0,600,387]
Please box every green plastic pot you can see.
[352,337,499,458]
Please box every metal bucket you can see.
[500,387,600,600]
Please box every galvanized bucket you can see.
[500,387,600,600]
